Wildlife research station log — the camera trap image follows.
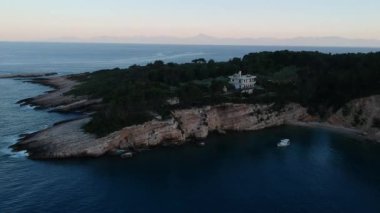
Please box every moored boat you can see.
[277,139,290,147]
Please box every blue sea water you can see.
[1,42,380,74]
[0,42,380,213]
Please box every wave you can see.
[20,105,36,110]
[0,135,27,158]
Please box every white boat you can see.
[277,139,290,147]
[120,152,133,159]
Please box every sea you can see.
[0,42,380,213]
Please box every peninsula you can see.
[11,51,380,159]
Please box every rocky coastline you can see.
[12,102,309,159]
[9,75,380,159]
[16,76,102,112]
[0,72,57,79]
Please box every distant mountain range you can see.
[51,34,380,47]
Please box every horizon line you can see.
[1,34,380,48]
[1,40,380,49]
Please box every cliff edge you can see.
[10,75,379,159]
[328,95,380,142]
[13,103,308,159]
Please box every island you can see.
[10,51,380,159]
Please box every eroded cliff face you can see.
[328,95,380,142]
[103,103,308,154]
[18,97,380,160]
[14,103,308,159]
[173,103,307,137]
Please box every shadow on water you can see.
[27,126,380,213]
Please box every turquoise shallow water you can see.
[0,43,380,212]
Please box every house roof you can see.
[229,73,256,79]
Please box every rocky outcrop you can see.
[328,95,380,142]
[17,76,101,112]
[52,99,102,113]
[17,77,80,108]
[0,72,57,79]
[13,103,308,159]
[172,103,307,137]
[12,118,99,159]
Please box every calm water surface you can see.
[1,42,380,74]
[1,43,380,212]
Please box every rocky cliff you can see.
[13,103,308,159]
[17,76,101,112]
[10,75,379,159]
[328,95,380,142]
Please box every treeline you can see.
[69,51,380,136]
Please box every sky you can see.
[1,0,380,42]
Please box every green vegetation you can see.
[69,51,380,136]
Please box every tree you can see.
[192,58,206,64]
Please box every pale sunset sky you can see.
[1,0,380,41]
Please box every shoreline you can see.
[287,121,376,142]
[0,72,57,79]
[15,75,102,113]
[7,74,380,159]
[12,102,310,159]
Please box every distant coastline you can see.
[2,35,380,48]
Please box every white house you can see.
[228,71,257,94]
